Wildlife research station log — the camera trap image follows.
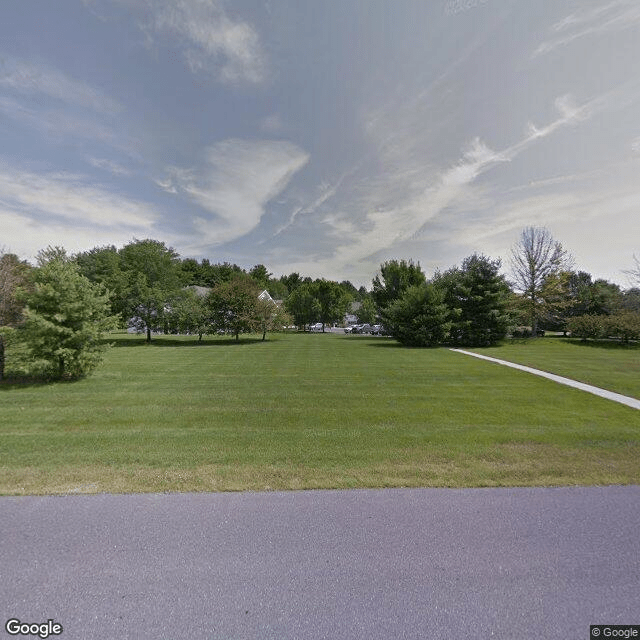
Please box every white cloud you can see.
[309,91,609,280]
[0,92,131,153]
[87,156,133,177]
[534,0,640,57]
[158,139,309,247]
[0,164,161,259]
[146,0,267,84]
[274,165,360,238]
[0,208,148,260]
[0,56,122,114]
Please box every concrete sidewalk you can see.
[450,348,640,410]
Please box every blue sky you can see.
[1,0,639,287]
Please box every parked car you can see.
[352,323,372,334]
[310,322,324,332]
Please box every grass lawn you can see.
[1,332,639,495]
[464,336,640,399]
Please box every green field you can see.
[464,337,640,398]
[1,333,639,495]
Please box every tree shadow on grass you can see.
[365,338,408,348]
[561,338,640,350]
[107,335,268,348]
[0,375,70,390]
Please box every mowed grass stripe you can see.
[1,332,639,494]
[464,338,640,399]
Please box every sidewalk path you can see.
[450,348,640,410]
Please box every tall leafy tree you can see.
[542,271,624,332]
[312,279,351,331]
[623,254,640,288]
[285,283,321,331]
[168,288,211,341]
[75,245,127,320]
[510,227,570,336]
[119,239,184,342]
[255,296,292,341]
[279,272,304,294]
[21,250,116,379]
[0,252,32,379]
[208,274,261,341]
[356,295,377,324]
[249,264,272,288]
[266,279,289,301]
[371,259,426,313]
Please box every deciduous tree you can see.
[285,283,321,331]
[356,295,377,325]
[119,239,185,342]
[311,279,351,331]
[510,227,570,336]
[255,296,292,341]
[208,274,261,341]
[0,252,32,327]
[623,254,640,288]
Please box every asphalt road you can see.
[1,486,639,640]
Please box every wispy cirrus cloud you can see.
[0,162,158,237]
[87,156,133,177]
[274,163,361,238]
[143,0,267,84]
[0,56,122,114]
[0,95,121,147]
[156,139,309,247]
[323,92,598,271]
[0,161,169,259]
[534,0,640,57]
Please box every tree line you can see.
[1,228,639,380]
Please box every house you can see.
[344,300,362,326]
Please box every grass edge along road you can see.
[1,333,639,495]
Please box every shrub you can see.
[567,315,604,341]
[383,283,450,347]
[604,312,640,343]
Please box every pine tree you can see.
[439,254,511,347]
[22,251,117,379]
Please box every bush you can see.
[567,315,604,341]
[604,312,640,343]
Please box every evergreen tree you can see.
[383,283,450,347]
[438,254,511,346]
[371,259,426,314]
[22,251,116,379]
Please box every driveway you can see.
[1,486,639,639]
